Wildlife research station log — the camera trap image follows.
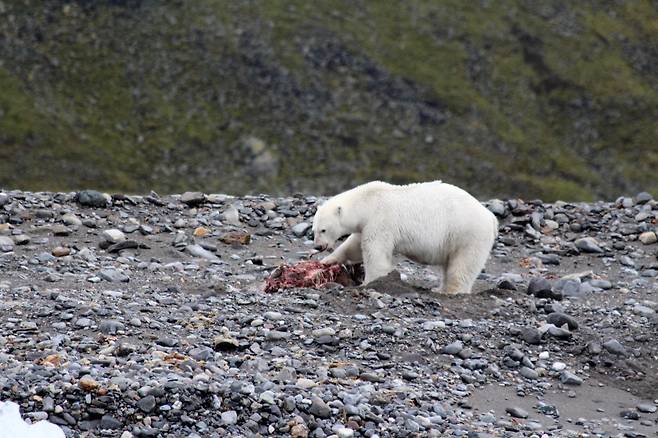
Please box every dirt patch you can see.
[470,380,657,436]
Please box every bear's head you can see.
[312,202,345,251]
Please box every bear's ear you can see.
[336,205,342,217]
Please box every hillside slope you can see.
[0,1,656,200]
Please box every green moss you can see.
[0,1,656,200]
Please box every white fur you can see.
[312,181,498,294]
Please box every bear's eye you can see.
[321,229,326,233]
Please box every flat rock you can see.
[603,339,627,356]
[505,406,529,418]
[575,237,604,253]
[101,229,126,244]
[180,191,206,206]
[99,269,129,283]
[559,371,583,385]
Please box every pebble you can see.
[137,395,156,413]
[520,327,542,345]
[77,190,109,207]
[575,237,604,253]
[221,410,238,425]
[636,404,657,413]
[546,312,579,330]
[560,371,583,385]
[603,339,627,356]
[52,246,71,257]
[309,396,331,418]
[639,231,657,245]
[62,213,83,226]
[520,366,539,380]
[99,319,125,334]
[443,340,464,355]
[181,191,206,206]
[506,407,529,418]
[0,189,655,437]
[79,375,100,392]
[102,229,126,244]
[99,268,129,283]
[0,236,14,252]
[292,222,311,237]
[551,362,567,371]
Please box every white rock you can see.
[337,428,355,438]
[639,231,657,245]
[101,229,126,244]
[61,213,82,227]
[221,206,241,226]
[551,362,567,371]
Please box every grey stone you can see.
[442,340,463,355]
[575,237,604,253]
[189,347,214,361]
[99,269,129,283]
[156,337,178,347]
[588,279,612,290]
[636,404,657,413]
[620,410,640,420]
[520,366,538,380]
[101,229,126,244]
[181,191,206,206]
[559,371,583,385]
[309,396,331,418]
[633,304,655,317]
[186,244,221,262]
[75,318,93,328]
[520,327,542,345]
[635,191,653,204]
[221,206,241,226]
[100,415,122,429]
[0,236,14,252]
[487,199,507,217]
[546,312,579,330]
[506,407,528,418]
[221,410,238,425]
[292,222,311,237]
[527,277,552,297]
[61,213,83,226]
[137,395,156,413]
[99,319,125,334]
[78,190,109,207]
[603,339,627,356]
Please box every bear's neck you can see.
[339,185,380,232]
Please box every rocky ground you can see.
[0,188,657,438]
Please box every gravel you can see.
[0,190,657,437]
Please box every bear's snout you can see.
[314,243,328,252]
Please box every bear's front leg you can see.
[320,233,363,265]
[361,236,394,285]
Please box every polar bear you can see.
[312,181,498,294]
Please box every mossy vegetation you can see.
[0,1,656,200]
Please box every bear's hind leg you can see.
[443,247,490,295]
